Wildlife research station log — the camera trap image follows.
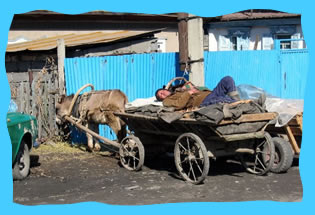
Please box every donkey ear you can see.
[57,94,66,104]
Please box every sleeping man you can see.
[155,76,242,110]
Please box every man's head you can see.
[155,88,171,101]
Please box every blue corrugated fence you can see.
[64,49,308,141]
[65,52,181,141]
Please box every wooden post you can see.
[178,13,189,72]
[177,13,204,86]
[57,39,66,95]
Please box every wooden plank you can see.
[267,126,302,136]
[222,131,265,142]
[31,75,38,119]
[7,72,30,83]
[295,113,303,131]
[116,112,277,125]
[57,38,66,95]
[289,127,302,136]
[25,82,30,114]
[19,82,25,112]
[43,74,50,137]
[37,80,43,139]
[218,112,278,125]
[285,125,300,154]
[54,68,59,136]
[48,75,55,134]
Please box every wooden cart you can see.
[62,84,279,184]
[115,111,278,184]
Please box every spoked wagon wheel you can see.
[119,135,145,171]
[174,133,209,184]
[240,132,275,175]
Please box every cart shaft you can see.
[64,115,120,149]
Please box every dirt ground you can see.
[13,142,303,205]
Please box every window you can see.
[218,35,231,51]
[270,26,301,50]
[218,28,250,51]
[231,36,237,50]
[262,35,273,50]
[228,28,250,51]
[275,34,291,49]
[157,38,166,52]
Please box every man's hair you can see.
[155,88,165,101]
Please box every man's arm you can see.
[165,77,188,90]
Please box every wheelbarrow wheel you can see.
[174,133,209,184]
[119,135,145,171]
[240,132,275,175]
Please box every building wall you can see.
[249,26,270,50]
[155,32,179,52]
[208,24,304,51]
[208,29,228,51]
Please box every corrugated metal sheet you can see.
[217,9,300,21]
[65,49,308,142]
[6,30,162,52]
[280,49,309,98]
[21,10,179,19]
[64,52,180,140]
[20,9,299,23]
[204,50,308,99]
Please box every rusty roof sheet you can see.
[6,30,161,52]
[23,10,178,17]
[22,9,299,21]
[211,9,300,22]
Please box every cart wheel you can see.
[240,132,275,175]
[119,135,145,171]
[271,137,294,173]
[174,133,209,184]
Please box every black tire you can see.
[13,142,30,180]
[119,135,145,171]
[271,137,294,173]
[240,132,275,176]
[174,133,209,184]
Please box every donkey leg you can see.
[86,123,94,151]
[117,119,127,143]
[91,123,101,151]
[108,117,123,141]
[86,123,101,151]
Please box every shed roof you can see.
[6,29,162,52]
[18,9,300,22]
[205,9,300,22]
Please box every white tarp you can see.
[237,84,303,127]
[125,96,162,108]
